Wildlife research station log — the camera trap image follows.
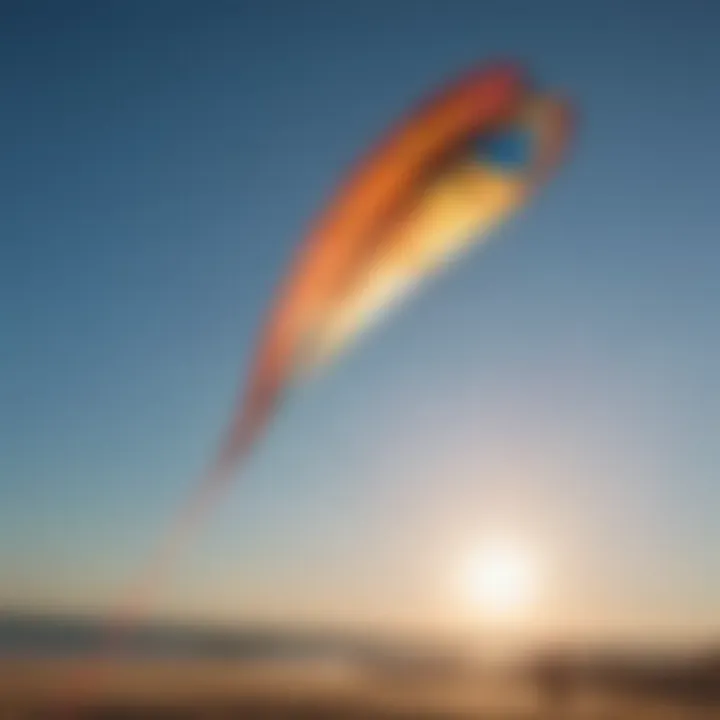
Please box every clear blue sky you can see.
[2,0,718,642]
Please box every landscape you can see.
[1,613,718,717]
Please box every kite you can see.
[129,61,573,615]
[64,61,574,713]
[214,62,572,475]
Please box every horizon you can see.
[2,607,718,660]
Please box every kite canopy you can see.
[216,63,573,474]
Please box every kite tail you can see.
[59,400,274,715]
[105,307,289,640]
[57,470,242,718]
[122,362,286,620]
[116,392,276,629]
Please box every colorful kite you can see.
[131,61,573,612]
[216,63,572,473]
[65,62,574,713]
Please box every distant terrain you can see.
[0,612,718,718]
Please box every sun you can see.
[462,537,541,620]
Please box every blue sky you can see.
[2,0,719,641]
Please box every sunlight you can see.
[462,537,542,621]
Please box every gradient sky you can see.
[2,0,719,643]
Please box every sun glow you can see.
[462,537,542,621]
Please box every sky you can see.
[1,0,719,644]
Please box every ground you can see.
[1,658,718,718]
